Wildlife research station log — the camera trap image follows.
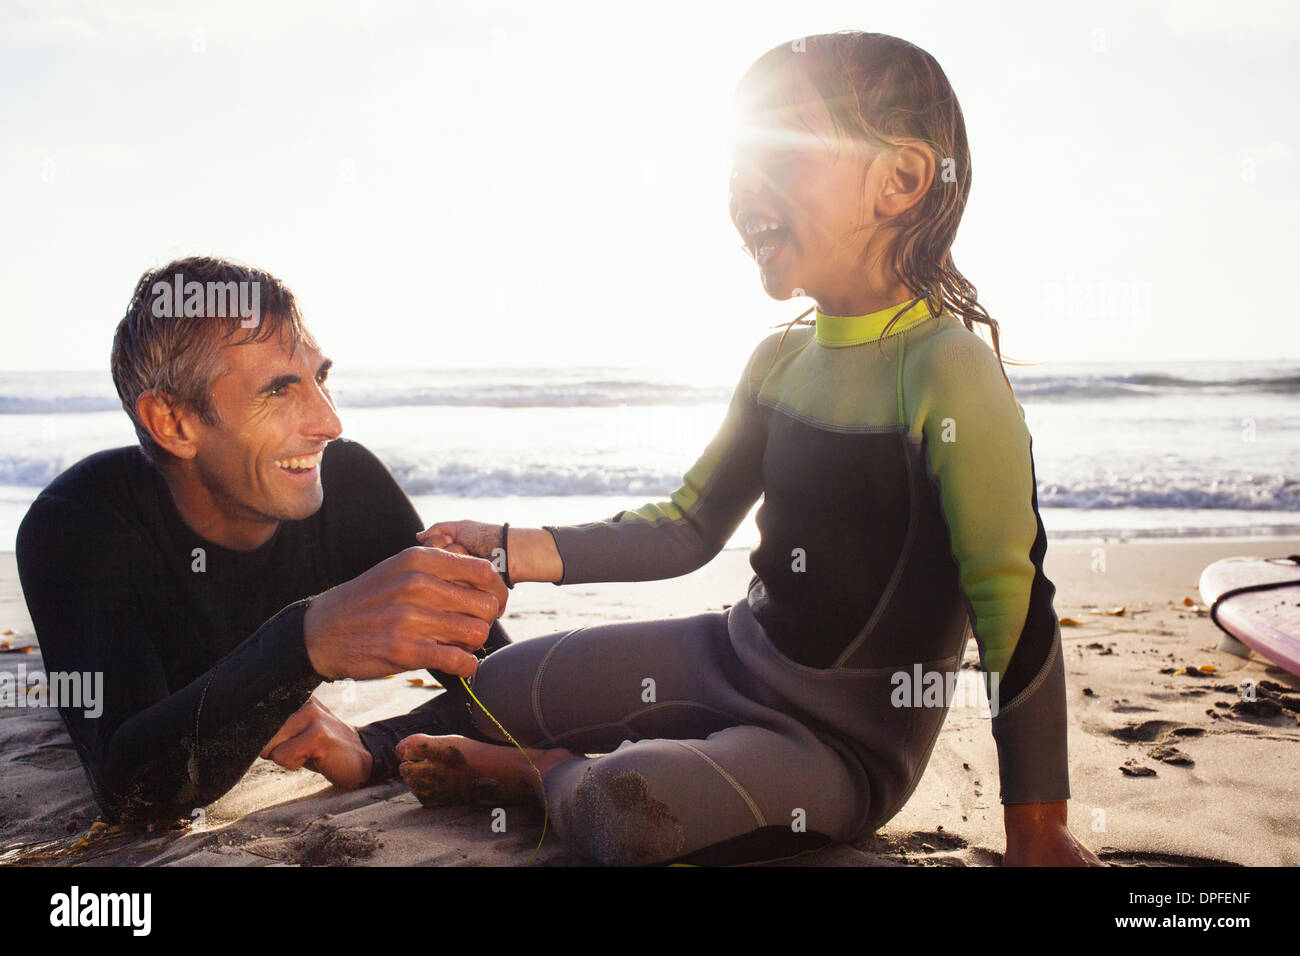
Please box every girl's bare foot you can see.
[395,734,576,808]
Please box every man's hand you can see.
[1003,801,1104,866]
[303,545,508,681]
[260,696,373,790]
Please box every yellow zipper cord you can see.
[459,675,550,866]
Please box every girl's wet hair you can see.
[736,31,1016,388]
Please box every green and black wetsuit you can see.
[465,297,1070,864]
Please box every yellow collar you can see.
[814,296,940,347]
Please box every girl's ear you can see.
[874,141,935,222]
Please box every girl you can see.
[399,31,1100,867]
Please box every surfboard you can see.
[1197,555,1300,677]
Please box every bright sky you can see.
[2,0,1297,380]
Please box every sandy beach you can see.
[2,536,1298,867]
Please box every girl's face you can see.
[729,65,888,312]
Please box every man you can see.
[16,256,506,824]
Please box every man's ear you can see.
[873,141,935,222]
[136,390,199,461]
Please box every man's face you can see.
[187,327,342,528]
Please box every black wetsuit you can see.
[15,439,501,823]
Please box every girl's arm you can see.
[424,333,790,586]
[418,522,563,583]
[905,326,1098,864]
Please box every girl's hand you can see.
[418,520,503,560]
[420,523,565,585]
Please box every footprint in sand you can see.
[233,821,380,866]
[1108,719,1184,743]
[1108,720,1205,774]
[1109,700,1159,713]
[1146,745,1194,766]
[854,828,979,865]
[1119,758,1157,777]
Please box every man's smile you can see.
[274,449,325,478]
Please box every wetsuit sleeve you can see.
[541,336,776,584]
[907,329,1070,805]
[15,495,322,823]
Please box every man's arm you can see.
[18,481,507,817]
[259,540,510,791]
[16,494,322,823]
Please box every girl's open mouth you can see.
[744,218,791,267]
[755,230,789,267]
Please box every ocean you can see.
[1,360,1298,552]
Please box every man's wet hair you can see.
[111,256,319,465]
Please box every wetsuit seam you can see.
[740,601,963,678]
[753,330,815,393]
[530,626,588,741]
[832,431,921,669]
[867,680,953,829]
[666,739,768,829]
[537,700,747,748]
[604,512,704,530]
[541,526,567,584]
[995,623,1061,718]
[189,670,218,793]
[756,398,904,435]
